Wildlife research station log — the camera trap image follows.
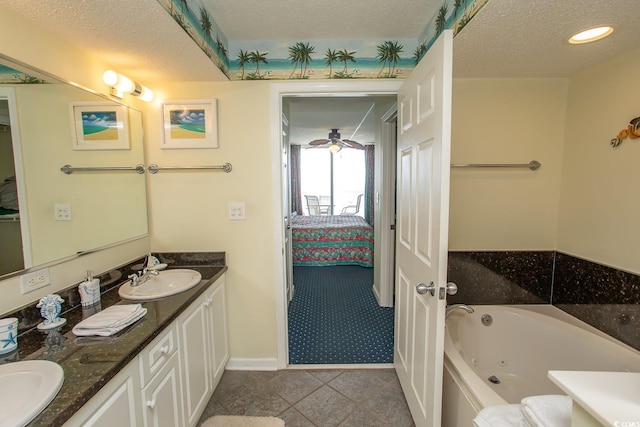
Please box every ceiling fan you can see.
[309,129,365,152]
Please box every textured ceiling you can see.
[0,0,227,84]
[454,0,640,78]
[208,0,434,41]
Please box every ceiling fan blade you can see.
[309,139,330,146]
[341,139,365,149]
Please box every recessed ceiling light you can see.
[569,26,614,44]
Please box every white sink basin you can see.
[0,360,64,427]
[118,269,202,300]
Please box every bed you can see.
[291,214,374,267]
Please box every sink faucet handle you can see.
[128,273,140,285]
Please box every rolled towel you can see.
[521,395,571,427]
[73,304,147,336]
[473,404,527,427]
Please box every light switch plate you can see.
[228,202,246,220]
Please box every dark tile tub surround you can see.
[553,252,640,351]
[447,251,554,305]
[447,250,640,352]
[0,252,226,427]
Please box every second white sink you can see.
[118,269,202,300]
[0,360,64,427]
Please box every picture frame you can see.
[69,101,130,150]
[161,99,218,149]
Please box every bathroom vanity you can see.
[6,254,228,427]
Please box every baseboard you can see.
[226,357,279,371]
[372,284,382,305]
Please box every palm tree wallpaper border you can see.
[158,0,488,81]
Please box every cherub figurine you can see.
[36,294,66,330]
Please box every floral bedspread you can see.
[291,215,373,267]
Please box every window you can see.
[300,148,364,216]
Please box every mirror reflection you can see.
[0,59,148,278]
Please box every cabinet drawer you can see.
[139,324,177,386]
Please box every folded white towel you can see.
[73,304,147,336]
[521,395,571,427]
[473,404,527,427]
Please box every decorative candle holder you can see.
[36,294,67,330]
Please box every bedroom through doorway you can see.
[283,95,397,365]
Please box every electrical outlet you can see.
[54,203,72,221]
[228,202,246,220]
[20,268,51,294]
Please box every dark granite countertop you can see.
[1,253,226,427]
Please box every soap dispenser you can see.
[78,270,101,307]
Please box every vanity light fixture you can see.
[102,70,154,102]
[568,26,614,44]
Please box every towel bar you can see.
[60,164,146,175]
[451,160,541,171]
[147,163,232,174]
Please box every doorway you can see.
[280,91,398,365]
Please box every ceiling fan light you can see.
[329,143,342,153]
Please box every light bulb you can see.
[102,70,118,86]
[569,26,613,44]
[139,86,154,102]
[329,143,342,153]
[116,75,135,93]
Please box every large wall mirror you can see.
[0,56,148,279]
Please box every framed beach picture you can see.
[69,102,130,150]
[161,99,218,149]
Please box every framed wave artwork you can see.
[161,99,218,149]
[69,101,130,150]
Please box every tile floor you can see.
[197,368,415,427]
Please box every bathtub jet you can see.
[445,303,475,318]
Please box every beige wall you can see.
[143,82,279,360]
[557,47,640,274]
[449,78,568,250]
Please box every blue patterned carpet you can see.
[288,266,394,364]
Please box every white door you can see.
[394,30,453,427]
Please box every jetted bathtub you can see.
[441,305,640,427]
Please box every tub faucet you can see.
[446,303,474,318]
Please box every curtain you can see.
[364,145,375,225]
[290,144,303,215]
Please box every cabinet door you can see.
[179,293,211,427]
[63,362,142,427]
[208,277,228,383]
[142,352,183,427]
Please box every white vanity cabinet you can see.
[179,275,228,427]
[62,274,228,427]
[139,324,183,427]
[62,361,143,427]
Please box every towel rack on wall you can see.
[147,163,233,174]
[60,164,146,175]
[451,160,541,171]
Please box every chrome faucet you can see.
[446,303,474,318]
[127,268,159,287]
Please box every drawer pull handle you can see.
[147,399,157,409]
[160,345,170,355]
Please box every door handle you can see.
[416,282,435,296]
[446,282,458,295]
